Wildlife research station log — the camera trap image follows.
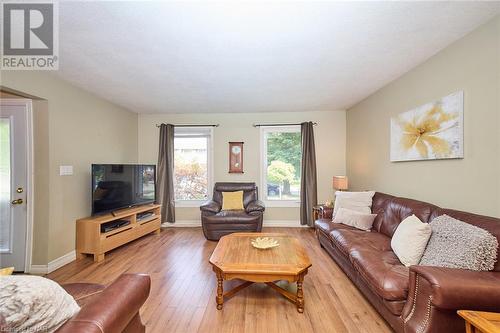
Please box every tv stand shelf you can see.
[76,204,161,262]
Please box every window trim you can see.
[174,127,214,206]
[260,125,301,208]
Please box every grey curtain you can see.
[300,122,318,226]
[157,124,175,223]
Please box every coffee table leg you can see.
[296,274,304,313]
[216,270,223,310]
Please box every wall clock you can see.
[228,142,244,173]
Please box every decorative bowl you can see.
[251,237,279,249]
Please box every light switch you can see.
[60,165,73,176]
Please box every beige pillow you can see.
[333,208,377,231]
[221,191,244,210]
[0,275,80,332]
[391,215,432,267]
[333,191,375,218]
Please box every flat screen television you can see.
[91,164,156,215]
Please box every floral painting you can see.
[390,91,463,162]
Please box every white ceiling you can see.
[55,1,500,114]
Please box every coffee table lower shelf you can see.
[213,267,308,313]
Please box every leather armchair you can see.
[200,182,265,241]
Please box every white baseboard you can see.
[162,220,201,227]
[29,250,76,275]
[29,265,49,275]
[263,220,307,227]
[162,220,306,228]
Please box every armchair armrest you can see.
[57,274,151,333]
[200,200,221,214]
[246,200,265,214]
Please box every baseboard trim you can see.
[29,250,76,275]
[162,220,201,227]
[29,265,49,275]
[162,220,306,228]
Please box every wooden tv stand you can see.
[76,204,161,262]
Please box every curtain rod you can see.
[156,123,219,128]
[253,122,317,127]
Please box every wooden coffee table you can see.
[209,232,312,313]
[458,310,500,333]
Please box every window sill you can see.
[175,200,207,208]
[264,201,300,208]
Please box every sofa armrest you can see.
[57,274,151,333]
[321,206,333,219]
[403,266,500,333]
[246,200,265,214]
[407,266,500,310]
[200,200,221,214]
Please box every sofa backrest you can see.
[372,192,500,271]
[212,182,258,207]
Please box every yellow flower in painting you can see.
[398,105,458,158]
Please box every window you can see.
[261,126,301,206]
[174,127,213,205]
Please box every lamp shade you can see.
[332,176,348,190]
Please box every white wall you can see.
[346,16,500,217]
[138,111,346,224]
[1,71,138,263]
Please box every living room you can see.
[0,1,499,333]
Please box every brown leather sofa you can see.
[200,182,265,241]
[1,274,151,333]
[315,192,500,333]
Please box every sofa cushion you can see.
[378,197,437,237]
[329,225,392,256]
[327,224,409,304]
[350,248,410,302]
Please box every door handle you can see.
[11,198,23,205]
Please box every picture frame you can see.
[390,91,464,162]
[228,142,244,173]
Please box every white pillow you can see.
[333,191,375,218]
[391,215,432,267]
[333,208,377,231]
[0,275,80,332]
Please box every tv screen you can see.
[91,164,156,215]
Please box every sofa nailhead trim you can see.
[416,297,432,333]
[403,275,419,324]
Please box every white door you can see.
[0,99,30,271]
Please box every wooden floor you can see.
[47,227,392,333]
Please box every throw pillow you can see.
[0,275,80,332]
[0,267,14,276]
[222,191,244,210]
[332,191,375,219]
[419,214,498,271]
[333,208,377,231]
[391,215,432,267]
